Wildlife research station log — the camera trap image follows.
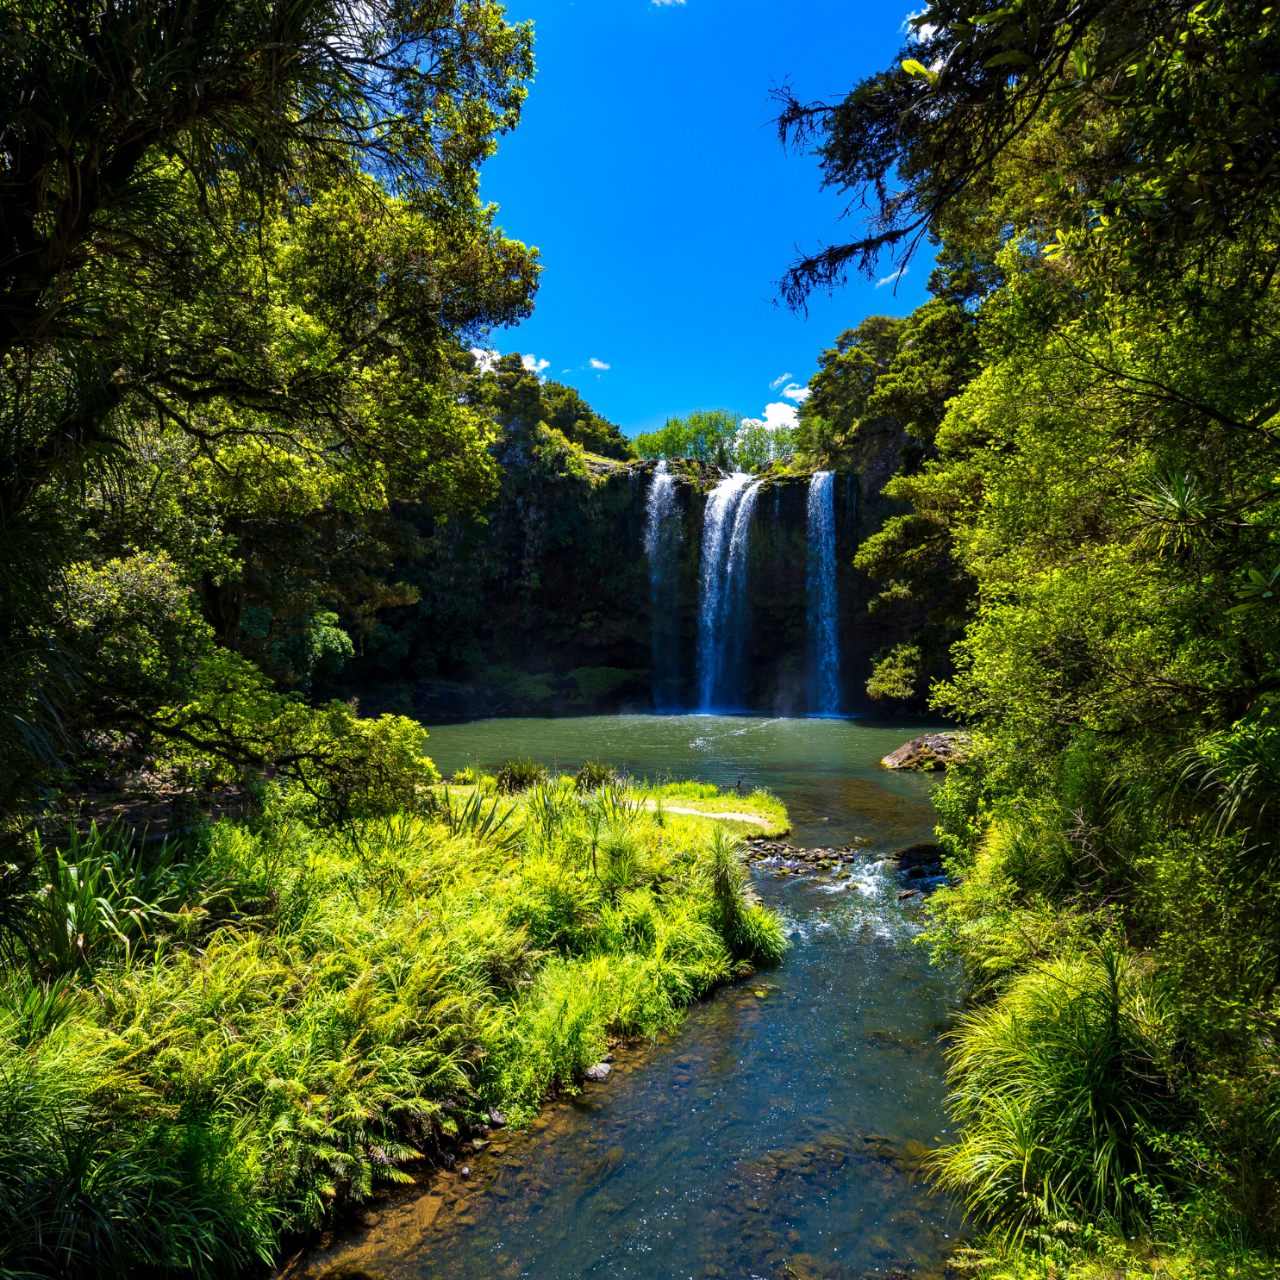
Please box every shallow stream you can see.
[287,716,965,1280]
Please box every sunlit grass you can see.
[0,780,786,1275]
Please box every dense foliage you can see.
[0,782,784,1276]
[782,0,1280,1270]
[1,0,545,829]
[470,353,636,460]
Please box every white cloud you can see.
[768,371,793,391]
[741,401,800,432]
[469,347,499,374]
[903,8,938,38]
[781,383,810,403]
[521,353,550,375]
[875,266,908,289]
[651,0,686,6]
[589,357,610,370]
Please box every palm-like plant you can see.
[437,788,519,850]
[700,826,749,935]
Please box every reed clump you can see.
[0,782,784,1277]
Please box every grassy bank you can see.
[1,778,786,1277]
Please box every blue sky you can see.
[476,0,932,438]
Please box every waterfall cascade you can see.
[696,472,761,711]
[807,470,841,715]
[643,462,682,710]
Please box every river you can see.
[285,715,965,1280]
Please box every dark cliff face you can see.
[357,426,924,719]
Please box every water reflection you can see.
[286,857,966,1280]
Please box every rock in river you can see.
[891,841,943,867]
[881,731,971,771]
[585,1063,612,1082]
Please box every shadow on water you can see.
[284,717,967,1280]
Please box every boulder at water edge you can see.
[881,731,971,771]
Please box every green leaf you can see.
[902,58,940,84]
[984,50,1036,67]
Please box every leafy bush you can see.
[494,757,548,794]
[930,948,1176,1238]
[450,764,493,789]
[574,758,619,793]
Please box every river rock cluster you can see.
[744,838,865,873]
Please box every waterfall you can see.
[696,472,761,711]
[807,470,841,715]
[643,461,682,710]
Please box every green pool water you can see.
[290,716,965,1280]
[419,713,950,852]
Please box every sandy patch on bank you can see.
[643,801,771,826]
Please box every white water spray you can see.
[696,472,755,711]
[643,461,682,709]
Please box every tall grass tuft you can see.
[494,757,548,794]
[930,946,1175,1238]
[574,758,618,793]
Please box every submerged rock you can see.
[890,841,943,866]
[880,731,971,771]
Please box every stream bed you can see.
[286,716,966,1280]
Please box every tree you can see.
[542,381,635,461]
[2,0,535,514]
[0,0,540,821]
[795,315,904,465]
[633,410,743,465]
[468,356,635,460]
[773,0,1280,306]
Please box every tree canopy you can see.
[633,408,797,471]
[774,0,1280,305]
[1,0,541,824]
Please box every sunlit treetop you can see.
[775,0,1280,306]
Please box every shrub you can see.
[930,947,1176,1238]
[494,757,548,794]
[574,758,618,793]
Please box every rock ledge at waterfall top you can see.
[881,731,971,771]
